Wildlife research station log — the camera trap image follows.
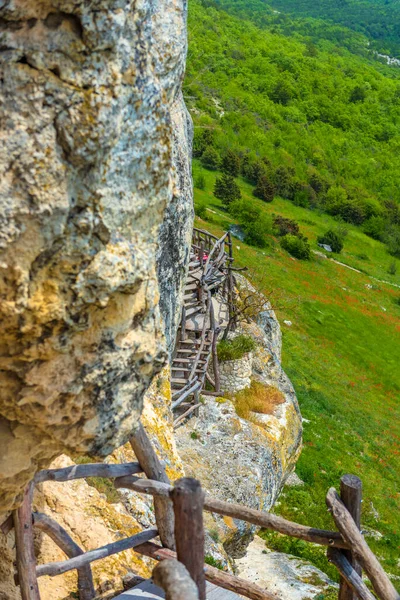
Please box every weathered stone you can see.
[218,352,253,393]
[0,0,191,514]
[236,536,338,600]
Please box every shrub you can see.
[229,199,273,247]
[388,261,397,275]
[214,173,241,207]
[281,234,311,260]
[200,146,220,170]
[234,381,285,421]
[195,172,206,190]
[384,225,400,258]
[242,158,268,184]
[273,215,300,237]
[253,175,275,203]
[217,334,256,361]
[317,230,344,253]
[195,203,207,219]
[363,216,386,240]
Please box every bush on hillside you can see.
[317,229,344,253]
[241,158,268,185]
[214,173,241,207]
[195,172,206,190]
[200,146,220,170]
[253,175,275,202]
[194,203,207,220]
[363,216,386,240]
[280,234,311,260]
[273,215,300,237]
[217,334,256,361]
[229,199,273,247]
[384,225,400,258]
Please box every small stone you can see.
[283,320,292,327]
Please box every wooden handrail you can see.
[35,462,142,484]
[113,476,349,549]
[36,528,158,578]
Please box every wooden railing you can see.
[2,447,399,600]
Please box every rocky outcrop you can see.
[175,294,302,557]
[236,536,338,600]
[0,0,191,515]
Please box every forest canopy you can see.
[186,0,400,255]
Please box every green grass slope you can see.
[192,163,400,584]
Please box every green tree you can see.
[253,175,275,202]
[221,149,241,177]
[214,173,241,207]
[200,146,220,170]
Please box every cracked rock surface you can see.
[0,0,192,514]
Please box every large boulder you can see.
[0,0,192,515]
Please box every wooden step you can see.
[172,357,206,364]
[185,282,199,291]
[175,349,210,355]
[171,366,206,373]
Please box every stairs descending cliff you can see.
[170,229,236,422]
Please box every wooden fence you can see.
[2,423,399,600]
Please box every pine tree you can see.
[221,149,240,177]
[214,174,241,207]
[253,175,275,203]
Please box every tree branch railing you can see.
[3,466,399,600]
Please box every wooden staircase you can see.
[170,229,237,424]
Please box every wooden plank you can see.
[173,404,202,428]
[35,462,142,484]
[13,481,41,600]
[36,528,158,578]
[33,512,95,600]
[327,548,375,600]
[134,542,278,600]
[130,424,175,550]
[338,475,362,600]
[171,380,202,409]
[171,479,206,600]
[326,488,399,600]
[153,559,199,600]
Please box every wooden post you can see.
[33,512,95,600]
[327,548,375,600]
[338,475,362,600]
[180,306,186,342]
[130,424,176,550]
[153,559,199,600]
[13,481,41,600]
[326,487,399,600]
[171,478,206,600]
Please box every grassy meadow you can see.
[193,160,400,583]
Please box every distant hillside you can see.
[186,0,400,259]
[214,0,400,58]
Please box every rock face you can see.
[0,0,191,514]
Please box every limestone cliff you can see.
[0,0,192,515]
